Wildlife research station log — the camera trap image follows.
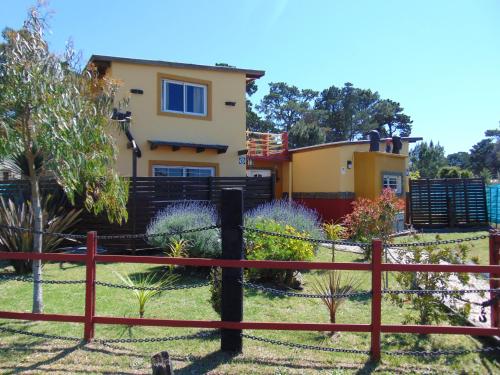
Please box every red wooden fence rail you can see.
[0,234,499,361]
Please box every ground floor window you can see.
[382,173,402,194]
[246,169,272,178]
[152,165,215,177]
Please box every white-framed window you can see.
[152,165,215,177]
[161,79,207,116]
[382,174,402,194]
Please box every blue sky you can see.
[1,0,499,154]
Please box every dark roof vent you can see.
[392,136,402,154]
[368,130,380,152]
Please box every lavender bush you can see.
[245,200,324,241]
[147,201,221,258]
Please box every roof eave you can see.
[88,55,265,79]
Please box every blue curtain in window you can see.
[166,82,184,112]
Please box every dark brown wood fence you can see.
[409,178,488,228]
[0,176,273,250]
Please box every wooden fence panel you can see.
[409,178,488,228]
[0,176,273,250]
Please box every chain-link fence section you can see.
[382,288,500,296]
[95,330,219,344]
[241,226,369,248]
[0,326,80,341]
[0,224,87,240]
[242,333,370,354]
[0,326,219,344]
[95,280,210,291]
[383,346,500,357]
[0,274,86,285]
[243,282,371,299]
[0,224,220,241]
[387,234,489,248]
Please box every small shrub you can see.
[312,271,361,334]
[245,219,314,285]
[343,189,404,259]
[209,267,222,316]
[389,236,471,325]
[114,270,179,318]
[245,200,324,242]
[164,238,190,271]
[323,222,346,241]
[147,202,220,258]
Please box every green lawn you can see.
[393,230,491,265]
[0,244,498,374]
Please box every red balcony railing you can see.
[246,131,288,160]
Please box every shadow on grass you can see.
[174,350,385,374]
[126,265,210,285]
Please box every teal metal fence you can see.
[486,184,500,227]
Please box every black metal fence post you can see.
[220,188,244,352]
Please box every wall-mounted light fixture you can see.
[347,160,353,169]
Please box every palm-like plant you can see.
[0,195,81,274]
[312,271,361,334]
[164,238,190,271]
[113,271,179,318]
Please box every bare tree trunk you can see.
[29,166,43,313]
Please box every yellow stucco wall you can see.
[108,61,247,177]
[281,142,410,197]
[354,152,407,200]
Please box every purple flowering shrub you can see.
[245,200,324,241]
[147,201,221,258]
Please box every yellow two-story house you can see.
[89,55,265,177]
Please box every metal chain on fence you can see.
[383,346,500,357]
[243,282,371,299]
[0,326,218,344]
[95,280,210,291]
[0,224,220,241]
[241,226,369,248]
[0,274,86,285]
[0,326,80,342]
[0,224,87,240]
[382,288,500,296]
[95,330,219,344]
[96,225,220,241]
[387,234,490,248]
[242,333,370,354]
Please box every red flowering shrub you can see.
[343,189,404,258]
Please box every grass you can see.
[0,240,499,374]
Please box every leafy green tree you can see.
[246,100,276,133]
[257,82,318,132]
[0,7,128,312]
[470,139,497,176]
[288,117,326,148]
[437,166,473,178]
[447,151,471,170]
[372,99,412,137]
[409,141,447,178]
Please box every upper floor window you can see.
[158,73,212,120]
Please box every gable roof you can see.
[88,55,265,79]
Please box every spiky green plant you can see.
[312,271,361,333]
[164,238,190,271]
[0,195,81,274]
[113,271,179,318]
